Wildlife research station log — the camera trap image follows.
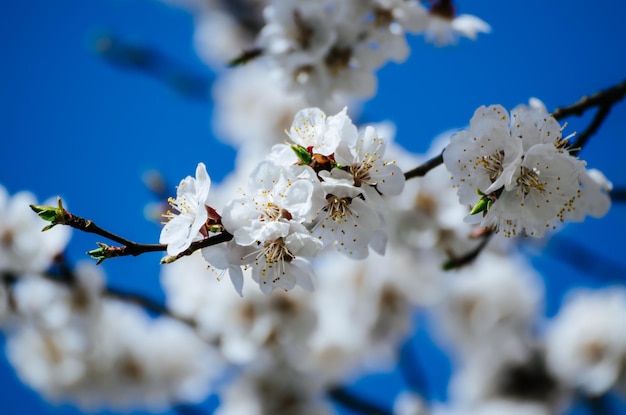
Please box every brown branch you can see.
[404,151,444,181]
[30,201,233,262]
[103,285,197,328]
[94,33,212,102]
[611,188,626,202]
[570,104,612,155]
[552,79,626,120]
[442,230,492,270]
[403,80,626,181]
[24,268,198,329]
[228,47,264,67]
[160,232,234,263]
[88,232,234,264]
[328,387,391,415]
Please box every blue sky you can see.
[0,0,625,413]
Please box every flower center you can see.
[350,157,376,187]
[261,203,292,222]
[517,166,546,195]
[257,239,295,280]
[478,150,505,183]
[325,195,353,223]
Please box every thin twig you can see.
[404,152,444,181]
[543,235,626,284]
[90,232,233,262]
[570,104,612,155]
[40,260,198,328]
[31,202,233,261]
[442,231,492,270]
[552,79,626,120]
[104,285,197,327]
[328,387,391,415]
[403,80,626,180]
[228,47,264,67]
[582,394,616,415]
[94,34,212,102]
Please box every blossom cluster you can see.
[161,107,405,295]
[256,0,490,105]
[3,0,621,412]
[443,101,612,238]
[0,186,221,411]
[171,0,490,107]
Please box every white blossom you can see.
[444,105,524,204]
[444,103,611,238]
[8,297,222,410]
[424,10,491,46]
[434,251,542,362]
[369,0,429,63]
[311,169,381,259]
[215,368,332,415]
[212,62,309,163]
[480,144,585,238]
[0,186,71,274]
[222,162,324,293]
[160,162,212,256]
[545,288,626,395]
[335,124,405,205]
[287,107,356,156]
[432,400,551,415]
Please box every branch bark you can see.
[552,79,626,120]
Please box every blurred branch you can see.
[173,404,212,415]
[328,387,391,415]
[217,0,265,36]
[404,152,444,181]
[582,394,617,415]
[570,104,612,156]
[93,33,212,102]
[442,230,492,270]
[40,256,198,328]
[544,235,626,283]
[103,285,197,327]
[228,47,264,67]
[611,188,626,202]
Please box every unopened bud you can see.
[86,242,109,265]
[30,197,66,231]
[470,196,490,216]
[291,145,313,165]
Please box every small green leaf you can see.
[87,242,110,265]
[470,197,490,216]
[30,198,66,230]
[291,145,313,164]
[441,259,455,271]
[30,204,60,222]
[86,242,108,259]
